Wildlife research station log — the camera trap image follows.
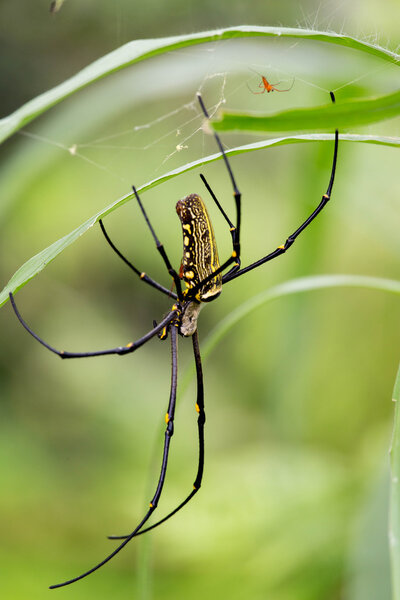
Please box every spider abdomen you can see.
[176,194,222,303]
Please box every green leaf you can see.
[1,25,399,145]
[213,90,400,133]
[1,133,399,308]
[201,275,400,360]
[390,361,400,600]
[178,275,400,394]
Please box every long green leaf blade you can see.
[213,90,400,133]
[1,133,399,307]
[178,275,400,394]
[390,362,400,600]
[1,26,399,145]
[201,275,400,360]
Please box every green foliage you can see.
[1,18,399,600]
[390,363,400,599]
[1,133,399,307]
[213,89,400,133]
[0,25,399,145]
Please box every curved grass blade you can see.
[1,134,400,308]
[201,275,400,361]
[178,274,400,396]
[1,25,399,145]
[213,89,400,133]
[390,361,400,600]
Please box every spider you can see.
[247,68,295,94]
[9,91,338,588]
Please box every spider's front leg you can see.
[99,182,184,302]
[99,219,177,300]
[182,93,243,299]
[50,323,180,588]
[224,92,339,282]
[9,291,177,358]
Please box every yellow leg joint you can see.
[278,244,285,250]
[126,342,134,348]
[149,502,154,508]
[195,403,200,413]
[165,413,170,423]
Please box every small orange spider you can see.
[247,70,295,95]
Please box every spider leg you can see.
[9,291,177,358]
[108,328,205,540]
[99,219,177,300]
[224,92,338,283]
[199,173,240,278]
[197,93,241,256]
[184,94,242,297]
[49,325,179,589]
[132,186,183,301]
[245,81,266,95]
[273,77,295,92]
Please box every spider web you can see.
[15,29,398,196]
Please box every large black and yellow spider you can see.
[9,91,338,588]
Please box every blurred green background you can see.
[0,1,399,599]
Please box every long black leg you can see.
[200,173,241,279]
[193,92,338,292]
[49,324,179,589]
[108,328,205,540]
[9,291,177,358]
[99,220,177,300]
[196,93,241,275]
[224,93,338,283]
[182,94,243,299]
[132,186,183,301]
